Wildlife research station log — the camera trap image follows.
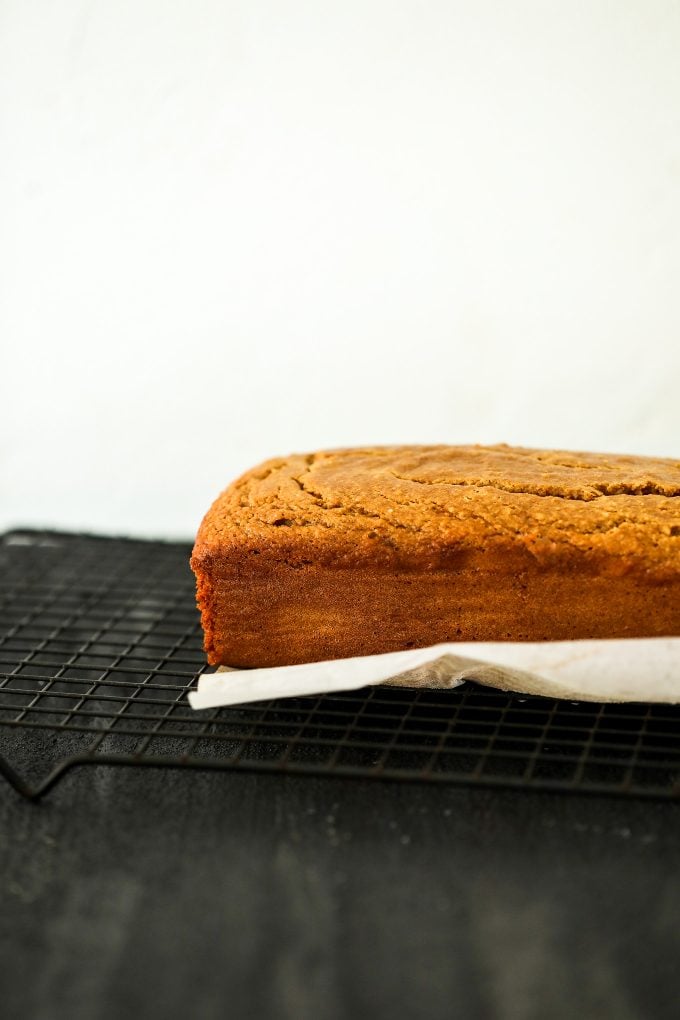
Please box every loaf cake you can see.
[191,444,680,667]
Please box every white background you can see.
[2,0,679,539]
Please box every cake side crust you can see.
[195,551,680,667]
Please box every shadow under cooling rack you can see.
[0,530,679,801]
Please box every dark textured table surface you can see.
[1,758,678,1020]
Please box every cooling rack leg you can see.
[0,753,39,800]
[0,754,106,801]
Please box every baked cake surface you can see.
[191,445,680,666]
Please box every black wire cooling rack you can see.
[1,530,679,801]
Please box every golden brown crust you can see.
[191,444,680,666]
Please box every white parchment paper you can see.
[188,637,680,709]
